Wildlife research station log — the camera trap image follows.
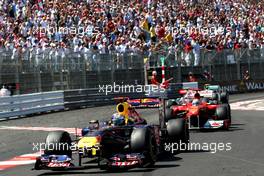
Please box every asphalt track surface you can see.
[0,92,264,176]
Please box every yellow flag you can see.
[150,26,156,38]
[165,33,173,43]
[141,19,149,31]
[144,57,148,64]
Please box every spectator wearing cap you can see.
[151,70,159,85]
[188,72,197,82]
[0,85,11,97]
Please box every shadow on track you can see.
[38,156,179,176]
[158,152,183,162]
[37,165,179,176]
[37,169,154,176]
[231,123,245,126]
[227,126,244,131]
[195,126,244,133]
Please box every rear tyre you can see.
[166,99,177,108]
[220,92,229,104]
[222,104,231,122]
[201,97,209,103]
[98,154,109,170]
[212,93,219,102]
[34,158,42,170]
[78,154,82,166]
[216,105,228,120]
[44,131,72,157]
[165,107,172,121]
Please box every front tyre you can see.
[131,128,157,167]
[166,118,189,152]
[44,131,72,157]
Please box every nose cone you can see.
[188,106,199,116]
[78,137,99,148]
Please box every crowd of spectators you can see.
[1,0,264,66]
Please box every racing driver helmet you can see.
[111,113,125,126]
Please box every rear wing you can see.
[199,90,214,98]
[204,85,220,91]
[147,82,199,99]
[179,89,214,98]
[113,82,199,101]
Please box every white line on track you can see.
[230,99,264,111]
[0,152,41,171]
[0,160,36,166]
[0,126,82,135]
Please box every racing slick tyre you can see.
[165,107,172,121]
[216,105,228,120]
[220,92,229,104]
[34,158,42,170]
[131,128,157,167]
[44,131,72,157]
[98,155,109,170]
[221,104,232,126]
[201,97,209,103]
[222,104,231,121]
[167,118,189,152]
[216,104,231,130]
[212,93,219,102]
[166,99,177,108]
[78,153,82,166]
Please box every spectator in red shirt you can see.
[184,41,193,66]
[188,72,197,82]
[156,25,165,39]
[234,40,241,50]
[151,71,159,85]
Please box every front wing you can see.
[189,118,230,130]
[35,155,73,170]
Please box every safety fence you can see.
[1,48,264,95]
[0,82,197,120]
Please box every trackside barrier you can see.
[63,89,146,109]
[63,83,198,109]
[1,79,263,120]
[199,79,264,94]
[0,91,64,120]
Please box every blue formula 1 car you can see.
[34,101,189,171]
[127,98,160,108]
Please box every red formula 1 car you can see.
[126,81,198,108]
[165,86,231,130]
[126,80,172,108]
